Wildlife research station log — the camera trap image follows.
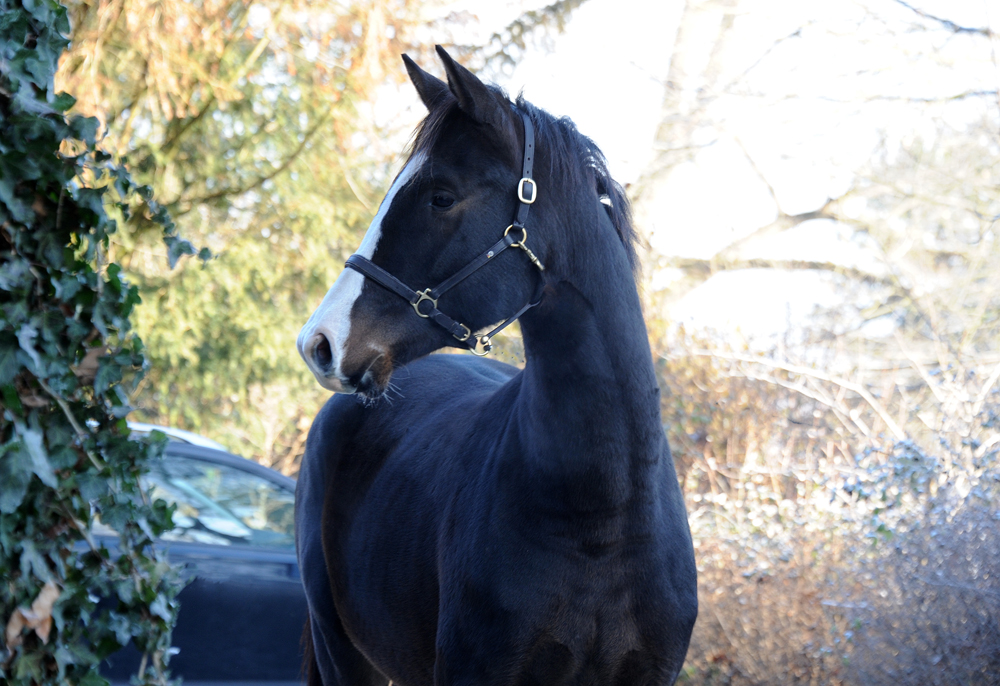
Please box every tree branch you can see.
[684,349,908,441]
[175,111,330,208]
[711,194,844,263]
[893,0,995,38]
[661,255,896,289]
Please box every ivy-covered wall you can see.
[1,0,185,683]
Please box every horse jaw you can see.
[297,152,426,393]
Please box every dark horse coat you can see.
[295,46,697,686]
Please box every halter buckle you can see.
[470,335,492,356]
[412,289,437,318]
[518,177,537,204]
[454,323,472,342]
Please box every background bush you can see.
[656,330,1000,684]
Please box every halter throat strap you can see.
[344,109,543,356]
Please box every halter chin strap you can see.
[344,109,545,356]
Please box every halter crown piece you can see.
[344,109,545,356]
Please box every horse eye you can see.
[430,194,455,209]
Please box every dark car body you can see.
[99,441,308,686]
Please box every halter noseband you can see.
[344,110,545,356]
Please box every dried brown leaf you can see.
[71,345,106,384]
[4,582,61,647]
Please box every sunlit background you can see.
[57,0,1000,681]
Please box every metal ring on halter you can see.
[504,224,527,248]
[412,289,437,318]
[470,335,492,356]
[503,225,544,271]
[342,110,541,356]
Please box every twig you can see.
[732,134,782,213]
[893,0,994,37]
[685,350,907,440]
[55,189,65,230]
[892,331,951,410]
[972,359,1000,418]
[36,376,106,472]
[177,110,330,207]
[914,576,1000,599]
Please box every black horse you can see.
[295,46,697,686]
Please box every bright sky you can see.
[507,0,997,341]
[500,0,681,185]
[401,0,999,342]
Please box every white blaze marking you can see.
[297,152,426,386]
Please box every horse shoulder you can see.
[296,393,366,524]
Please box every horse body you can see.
[296,47,697,686]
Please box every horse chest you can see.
[332,459,681,684]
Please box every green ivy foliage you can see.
[0,0,184,683]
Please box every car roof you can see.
[160,442,297,491]
[128,422,229,451]
[128,422,296,490]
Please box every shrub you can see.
[0,1,187,683]
[657,333,1000,685]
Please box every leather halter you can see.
[344,110,545,356]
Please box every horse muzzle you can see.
[298,321,394,399]
[298,330,355,393]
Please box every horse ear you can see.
[435,45,507,130]
[402,54,451,111]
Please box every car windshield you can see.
[135,455,295,548]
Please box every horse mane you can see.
[408,88,640,279]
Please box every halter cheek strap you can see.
[344,110,545,356]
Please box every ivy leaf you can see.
[18,539,52,583]
[69,115,100,146]
[21,425,57,488]
[77,471,109,501]
[77,670,109,686]
[16,322,43,373]
[148,594,172,622]
[0,340,21,385]
[2,384,23,414]
[22,0,54,25]
[51,92,76,112]
[0,174,33,223]
[93,356,122,395]
[0,257,32,291]
[164,235,195,269]
[0,440,32,513]
[53,274,82,301]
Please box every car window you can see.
[142,456,295,548]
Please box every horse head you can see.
[297,46,547,397]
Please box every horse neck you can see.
[515,193,667,507]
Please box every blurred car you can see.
[98,427,307,685]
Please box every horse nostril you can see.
[312,334,333,372]
[356,370,374,396]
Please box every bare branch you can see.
[684,349,908,441]
[732,135,782,213]
[661,255,895,288]
[893,0,995,38]
[972,359,1000,418]
[713,196,844,263]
